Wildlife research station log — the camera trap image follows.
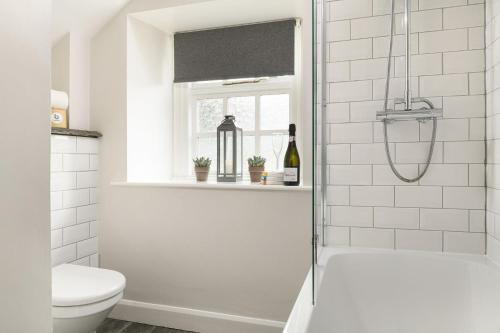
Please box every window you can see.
[191,77,295,176]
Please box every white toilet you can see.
[52,264,126,333]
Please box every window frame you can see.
[190,77,296,176]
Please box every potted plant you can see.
[248,156,266,183]
[193,157,211,182]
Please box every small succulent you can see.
[247,155,266,167]
[193,157,212,168]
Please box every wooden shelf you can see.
[51,128,102,138]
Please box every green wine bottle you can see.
[284,123,300,186]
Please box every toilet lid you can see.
[52,264,126,307]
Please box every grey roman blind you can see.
[174,19,296,83]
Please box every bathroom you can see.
[1,0,500,332]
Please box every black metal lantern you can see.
[217,115,243,182]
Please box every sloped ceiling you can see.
[51,0,131,43]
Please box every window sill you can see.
[111,180,312,192]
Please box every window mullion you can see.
[255,94,261,155]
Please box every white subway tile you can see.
[443,50,485,74]
[395,53,442,77]
[469,164,486,186]
[396,229,443,251]
[350,100,383,122]
[326,103,350,123]
[395,186,443,208]
[325,226,350,246]
[51,191,63,210]
[330,80,372,102]
[395,142,443,163]
[419,0,467,10]
[89,155,99,171]
[63,154,89,172]
[373,164,420,185]
[395,9,443,33]
[373,77,419,100]
[331,206,373,227]
[420,118,469,141]
[373,0,418,15]
[351,15,391,39]
[77,171,98,188]
[90,221,98,237]
[52,244,76,266]
[327,62,350,83]
[470,27,485,50]
[419,29,468,53]
[374,207,419,229]
[331,165,372,185]
[330,39,372,62]
[351,58,389,81]
[77,204,97,224]
[469,72,485,94]
[443,95,485,118]
[444,232,485,254]
[77,237,98,259]
[470,210,486,232]
[51,229,63,249]
[76,137,99,154]
[443,187,485,209]
[72,257,90,266]
[63,223,90,245]
[374,121,420,143]
[470,118,486,140]
[419,164,469,186]
[444,4,484,29]
[373,34,419,58]
[51,154,63,172]
[89,188,99,204]
[51,135,76,153]
[51,172,77,191]
[351,143,395,164]
[327,144,350,164]
[331,122,373,143]
[326,21,350,42]
[351,227,394,249]
[327,185,350,206]
[90,253,99,267]
[420,74,469,97]
[62,189,89,208]
[350,186,394,206]
[420,208,469,231]
[444,141,485,163]
[51,208,76,230]
[330,0,372,21]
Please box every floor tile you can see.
[96,318,131,333]
[122,322,156,333]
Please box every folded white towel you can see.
[51,90,69,110]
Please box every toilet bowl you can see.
[52,264,126,333]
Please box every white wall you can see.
[52,33,70,93]
[325,0,486,254]
[50,135,100,267]
[0,0,52,331]
[127,18,172,181]
[486,0,500,263]
[90,0,312,331]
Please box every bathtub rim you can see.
[283,246,500,333]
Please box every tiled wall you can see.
[486,0,500,263]
[325,0,486,254]
[50,135,99,267]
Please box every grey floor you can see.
[96,318,197,333]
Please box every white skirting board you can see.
[110,299,286,333]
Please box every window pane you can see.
[260,94,289,130]
[196,135,217,172]
[228,96,255,131]
[243,135,256,176]
[261,134,286,171]
[197,98,223,133]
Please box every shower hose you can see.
[383,0,437,183]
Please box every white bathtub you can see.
[284,247,500,333]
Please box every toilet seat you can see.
[52,264,126,312]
